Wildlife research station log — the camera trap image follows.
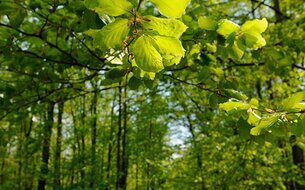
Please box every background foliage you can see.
[0,0,305,189]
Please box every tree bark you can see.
[273,0,284,23]
[38,102,55,190]
[116,85,123,189]
[80,95,86,188]
[54,101,64,190]
[90,89,98,188]
[120,84,129,189]
[106,91,116,190]
[290,135,305,190]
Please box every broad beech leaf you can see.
[239,18,268,49]
[223,89,248,101]
[242,18,268,34]
[281,92,305,112]
[247,110,261,126]
[249,98,259,107]
[291,117,305,136]
[142,16,188,38]
[94,0,133,17]
[150,0,190,18]
[219,101,251,113]
[227,42,244,60]
[131,35,163,73]
[217,19,240,38]
[106,67,127,79]
[153,35,185,66]
[250,114,280,136]
[131,59,156,80]
[198,17,218,31]
[85,19,129,49]
[128,76,143,90]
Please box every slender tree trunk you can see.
[17,119,25,190]
[273,0,283,23]
[90,89,98,188]
[135,153,139,190]
[71,104,82,188]
[38,102,55,190]
[24,115,33,190]
[80,95,86,188]
[147,120,153,190]
[106,91,116,189]
[290,135,305,190]
[54,101,64,190]
[70,140,76,189]
[120,84,129,189]
[116,85,123,189]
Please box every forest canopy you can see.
[0,0,305,189]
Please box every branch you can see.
[223,62,265,70]
[293,64,305,70]
[164,74,229,98]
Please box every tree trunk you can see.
[291,135,305,190]
[273,0,284,23]
[116,85,123,189]
[120,84,129,189]
[90,89,98,188]
[80,95,86,188]
[24,115,33,190]
[38,102,55,190]
[54,101,64,190]
[106,91,116,189]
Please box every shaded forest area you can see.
[1,0,305,189]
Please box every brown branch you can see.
[164,74,229,98]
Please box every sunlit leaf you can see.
[142,16,188,38]
[153,35,185,66]
[239,18,268,49]
[131,35,163,73]
[216,19,240,38]
[85,18,129,49]
[223,89,248,101]
[219,101,251,113]
[198,17,218,31]
[250,114,280,136]
[92,0,133,17]
[150,0,190,18]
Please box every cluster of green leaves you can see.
[198,17,268,60]
[84,0,190,80]
[220,91,305,136]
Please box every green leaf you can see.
[247,110,261,126]
[219,101,251,113]
[198,17,218,31]
[239,18,268,49]
[209,94,219,108]
[105,67,127,79]
[237,118,252,139]
[128,76,143,90]
[131,35,163,73]
[85,18,129,49]
[10,7,27,28]
[150,0,190,18]
[281,92,305,112]
[152,35,185,67]
[249,98,259,107]
[241,18,268,34]
[216,19,240,38]
[92,0,133,17]
[142,16,188,38]
[227,42,244,60]
[250,114,280,136]
[292,117,305,136]
[223,89,248,101]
